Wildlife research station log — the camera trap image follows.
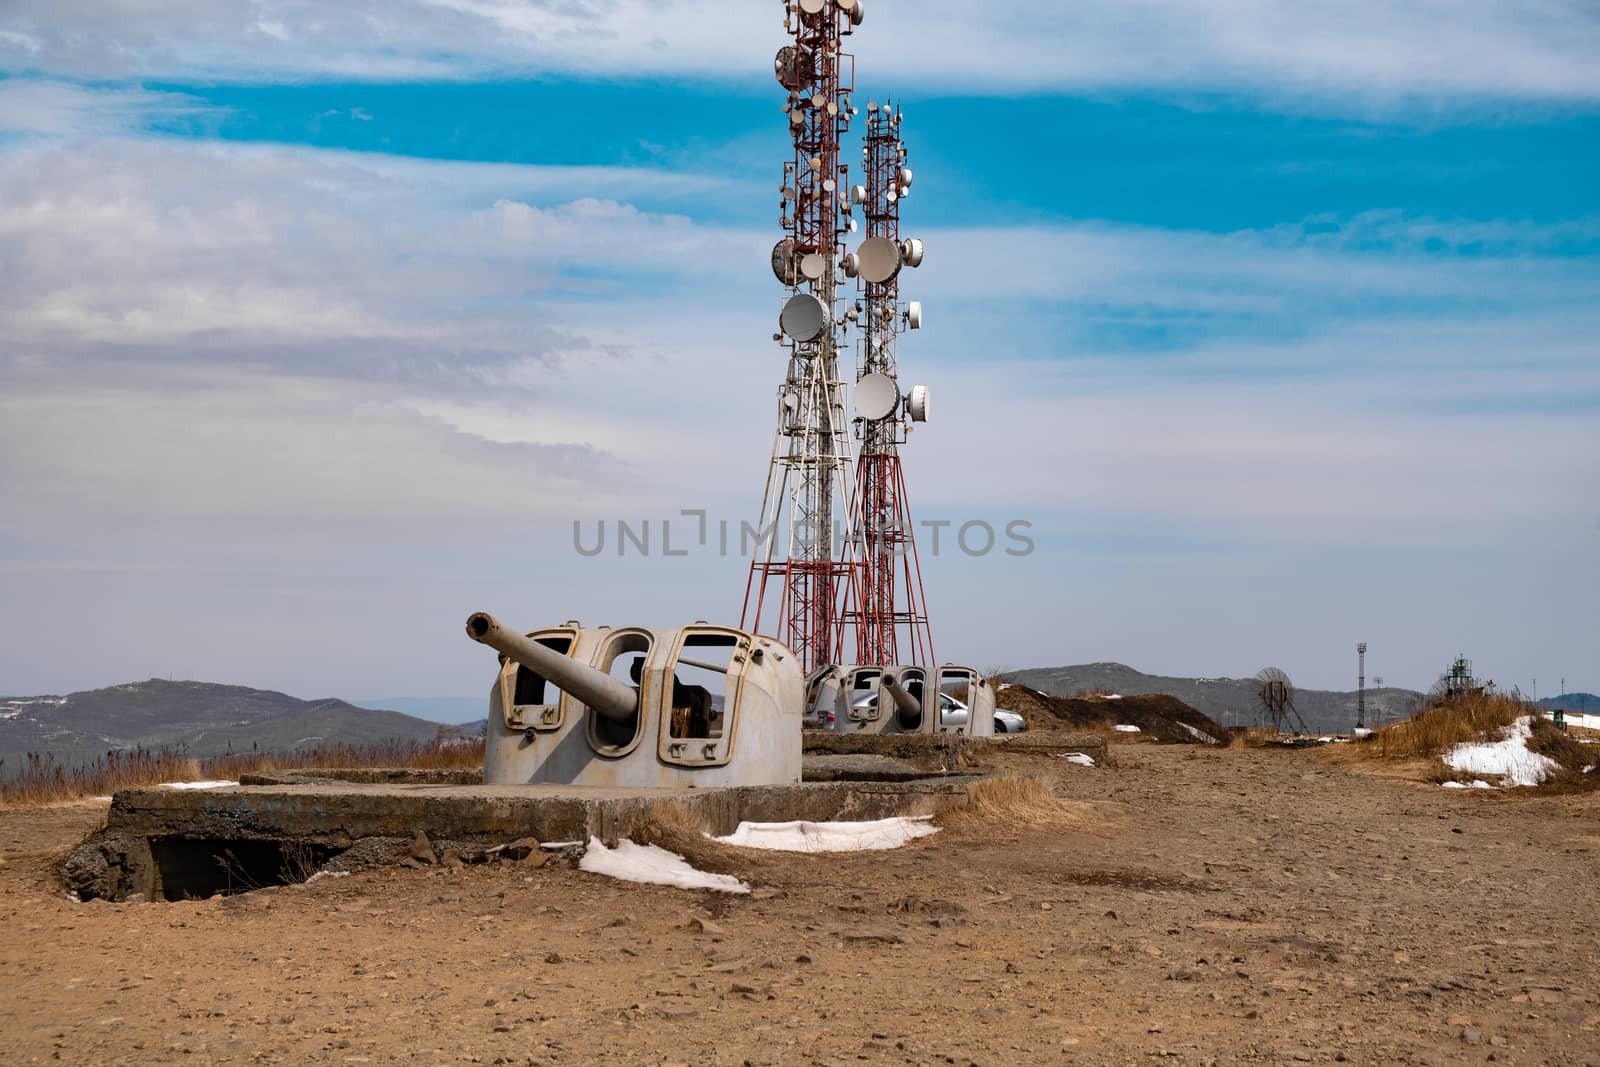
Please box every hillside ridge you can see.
[0,679,449,774]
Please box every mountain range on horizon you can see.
[4,670,1593,773]
[0,679,454,775]
[1004,661,1598,734]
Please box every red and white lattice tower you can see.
[741,0,865,674]
[843,99,934,667]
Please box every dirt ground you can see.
[3,745,1598,1067]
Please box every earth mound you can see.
[994,683,1225,744]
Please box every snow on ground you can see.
[1177,723,1219,744]
[1353,728,1374,740]
[1443,716,1558,787]
[1114,724,1141,733]
[1442,780,1495,790]
[714,816,939,854]
[579,837,749,894]
[161,780,239,790]
[1103,694,1123,700]
[1564,712,1600,731]
[1058,753,1096,768]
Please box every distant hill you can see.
[355,696,487,725]
[1538,693,1599,714]
[0,679,450,775]
[1003,663,1423,734]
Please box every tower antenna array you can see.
[842,97,934,666]
[742,0,866,673]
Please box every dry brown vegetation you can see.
[1360,691,1525,760]
[0,735,485,808]
[935,774,1108,835]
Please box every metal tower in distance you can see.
[743,0,865,674]
[1356,641,1367,731]
[842,98,934,668]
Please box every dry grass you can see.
[1227,726,1281,749]
[0,734,485,808]
[1360,692,1526,760]
[936,775,1108,835]
[1527,717,1600,788]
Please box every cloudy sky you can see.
[1,1,1595,709]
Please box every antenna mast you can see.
[743,0,864,673]
[843,98,934,666]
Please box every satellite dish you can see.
[906,385,930,423]
[836,0,856,11]
[774,46,811,90]
[900,238,925,268]
[780,293,829,342]
[850,185,867,205]
[898,167,913,189]
[855,373,899,420]
[800,252,827,280]
[841,252,860,278]
[905,301,923,329]
[799,0,826,14]
[849,0,864,25]
[771,238,801,285]
[856,236,901,284]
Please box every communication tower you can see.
[1356,642,1367,731]
[743,0,866,673]
[842,97,934,667]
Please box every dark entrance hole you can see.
[149,837,337,900]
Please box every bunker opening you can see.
[148,836,339,901]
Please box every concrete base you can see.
[64,774,984,903]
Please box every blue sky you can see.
[0,1,1596,707]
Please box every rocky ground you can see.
[2,745,1598,1066]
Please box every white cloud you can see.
[0,124,1595,698]
[0,80,207,137]
[2,1,1598,105]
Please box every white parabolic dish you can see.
[857,236,901,284]
[780,293,830,343]
[906,384,931,422]
[855,373,899,420]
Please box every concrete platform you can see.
[63,773,985,903]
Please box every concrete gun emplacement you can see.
[465,612,805,788]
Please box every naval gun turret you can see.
[467,613,804,788]
[807,663,996,737]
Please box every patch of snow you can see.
[579,837,749,894]
[1114,724,1141,733]
[1441,780,1495,790]
[1176,722,1219,744]
[1564,712,1600,731]
[1103,694,1123,700]
[1442,716,1558,788]
[714,816,939,854]
[1058,753,1096,768]
[541,840,583,850]
[1353,727,1374,740]
[303,871,351,884]
[996,683,1012,692]
[161,780,239,791]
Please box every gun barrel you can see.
[466,612,638,723]
[882,674,923,726]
